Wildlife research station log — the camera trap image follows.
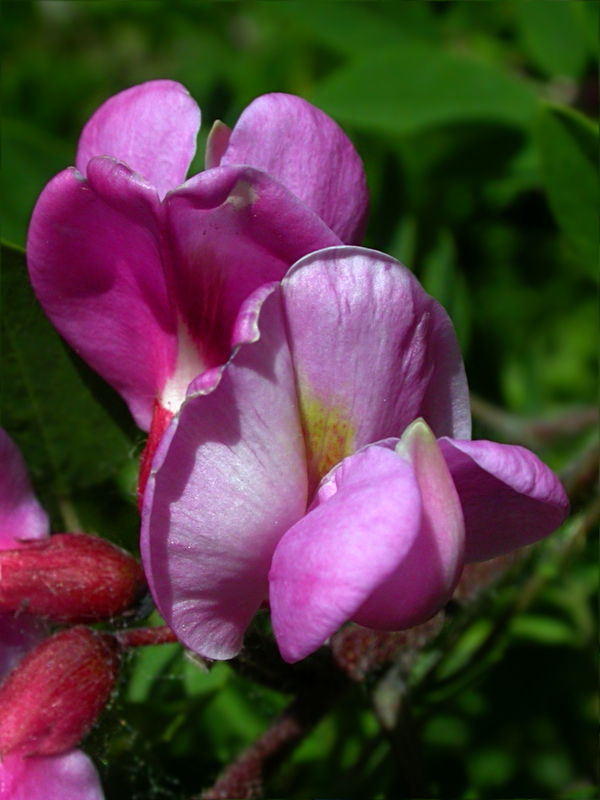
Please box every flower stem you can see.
[114,625,180,648]
[470,393,597,447]
[199,648,349,799]
[372,668,431,799]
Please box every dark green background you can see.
[1,3,598,798]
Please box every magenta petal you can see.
[353,420,465,630]
[0,751,104,800]
[141,286,308,660]
[0,430,48,550]
[281,247,470,490]
[221,93,368,244]
[439,438,569,562]
[269,445,422,663]
[76,80,200,199]
[165,165,341,364]
[27,162,176,431]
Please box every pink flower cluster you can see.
[0,430,107,800]
[24,80,567,677]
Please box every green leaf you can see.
[311,43,537,136]
[1,242,135,507]
[502,299,598,411]
[200,673,286,762]
[1,119,73,248]
[422,715,470,748]
[127,643,182,703]
[183,658,229,698]
[537,104,599,279]
[580,1,600,57]
[270,2,436,57]
[509,615,577,646]
[420,230,472,354]
[468,748,516,790]
[436,619,494,681]
[387,215,418,269]
[515,1,590,79]
[559,786,600,800]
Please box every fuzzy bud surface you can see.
[0,626,120,758]
[0,533,146,623]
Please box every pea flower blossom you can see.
[0,430,104,800]
[141,247,569,663]
[26,80,368,461]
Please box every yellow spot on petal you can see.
[299,392,355,493]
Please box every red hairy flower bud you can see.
[0,626,120,757]
[0,533,147,623]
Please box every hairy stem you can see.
[470,393,597,447]
[200,653,348,799]
[114,625,180,649]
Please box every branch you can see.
[470,394,597,448]
[114,625,180,649]
[331,614,445,683]
[199,653,349,800]
[372,666,431,799]
[560,439,599,510]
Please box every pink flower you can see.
[0,429,51,679]
[0,751,104,800]
[140,247,569,663]
[26,81,368,448]
[0,430,105,800]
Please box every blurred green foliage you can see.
[1,2,598,798]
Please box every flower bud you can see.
[0,533,146,623]
[0,626,120,757]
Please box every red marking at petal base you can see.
[138,400,174,512]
